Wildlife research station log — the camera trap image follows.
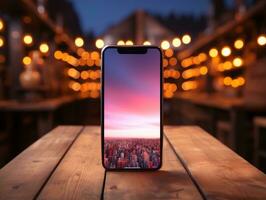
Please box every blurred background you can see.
[0,0,266,172]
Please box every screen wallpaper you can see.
[103,48,161,169]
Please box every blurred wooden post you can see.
[135,10,144,45]
[7,20,24,99]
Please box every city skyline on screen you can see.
[104,48,160,138]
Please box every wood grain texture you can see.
[0,126,83,200]
[165,126,266,200]
[104,137,203,200]
[37,126,105,200]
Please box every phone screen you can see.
[102,46,162,170]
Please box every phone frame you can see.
[101,45,163,171]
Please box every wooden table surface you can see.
[0,126,265,200]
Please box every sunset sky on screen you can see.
[104,48,160,138]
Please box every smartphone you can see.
[101,46,163,170]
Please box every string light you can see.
[95,39,104,49]
[163,58,168,67]
[87,59,94,67]
[198,53,207,62]
[221,46,231,57]
[71,82,81,91]
[169,57,177,66]
[91,51,100,60]
[81,71,89,80]
[234,39,244,49]
[117,40,125,45]
[172,37,181,47]
[0,37,4,47]
[233,57,243,67]
[75,37,84,47]
[209,48,218,57]
[22,56,32,65]
[125,40,133,45]
[165,49,173,57]
[68,68,80,79]
[238,77,245,86]
[223,61,232,70]
[77,48,85,56]
[0,19,4,31]
[182,81,197,91]
[143,41,151,45]
[257,35,266,46]
[161,40,170,50]
[223,76,232,86]
[23,34,33,45]
[54,50,63,59]
[199,66,208,75]
[39,43,49,53]
[182,34,191,44]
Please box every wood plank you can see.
[165,126,266,200]
[37,126,105,200]
[0,126,83,200]
[104,137,203,200]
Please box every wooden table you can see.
[0,126,265,200]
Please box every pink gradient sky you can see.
[104,48,160,138]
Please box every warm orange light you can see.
[200,66,208,75]
[223,76,232,86]
[257,35,266,46]
[117,40,125,45]
[172,37,181,47]
[74,37,84,47]
[224,61,232,70]
[161,40,170,50]
[0,37,4,47]
[192,56,200,65]
[77,48,85,56]
[198,53,207,62]
[238,77,245,86]
[95,59,101,67]
[182,69,200,79]
[143,41,151,45]
[87,59,94,67]
[182,34,191,44]
[0,19,4,31]
[181,57,193,68]
[54,50,62,59]
[22,56,31,65]
[68,68,80,79]
[23,34,33,45]
[81,71,89,80]
[221,46,231,57]
[79,59,86,66]
[39,43,49,53]
[165,70,180,79]
[164,91,174,98]
[234,39,244,49]
[95,39,104,49]
[72,82,81,91]
[81,51,90,60]
[209,48,218,57]
[169,57,177,66]
[125,40,133,45]
[233,57,243,67]
[182,81,197,91]
[165,49,173,57]
[231,79,239,88]
[163,58,168,67]
[91,51,100,60]
[90,90,100,98]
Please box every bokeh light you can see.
[75,37,84,47]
